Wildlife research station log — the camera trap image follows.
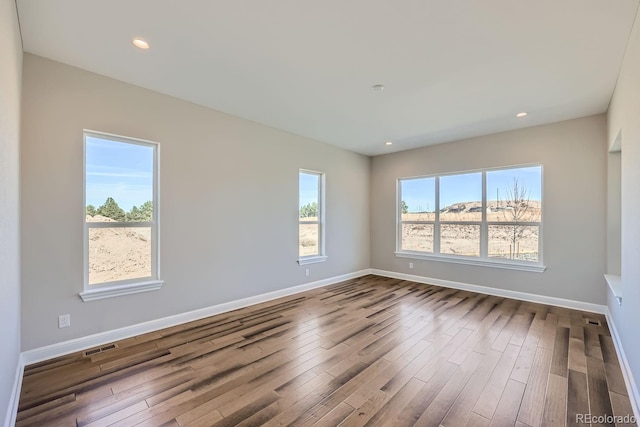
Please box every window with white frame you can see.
[82,131,162,301]
[397,165,543,271]
[299,170,326,264]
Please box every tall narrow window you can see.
[299,170,326,264]
[82,131,162,301]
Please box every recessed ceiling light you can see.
[372,84,385,91]
[132,38,150,50]
[516,112,528,118]
[385,141,393,146]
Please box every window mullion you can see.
[86,221,154,228]
[434,176,441,255]
[480,171,488,258]
[397,180,402,252]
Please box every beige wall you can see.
[0,0,22,422]
[20,54,370,351]
[371,115,608,304]
[607,2,640,405]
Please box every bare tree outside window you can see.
[505,177,532,258]
[489,176,540,261]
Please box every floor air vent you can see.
[84,343,118,357]
[585,318,602,326]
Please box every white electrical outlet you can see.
[305,268,310,277]
[58,314,71,329]
[409,262,413,269]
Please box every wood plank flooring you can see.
[16,275,636,426]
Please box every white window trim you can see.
[82,130,163,301]
[396,164,545,273]
[394,251,546,272]
[298,169,327,265]
[298,255,328,265]
[79,280,164,302]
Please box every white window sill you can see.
[604,274,622,305]
[395,251,546,273]
[298,256,328,265]
[79,280,164,302]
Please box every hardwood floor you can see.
[17,275,636,426]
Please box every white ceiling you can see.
[16,0,639,156]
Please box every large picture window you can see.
[397,165,543,271]
[299,170,327,264]
[81,131,162,301]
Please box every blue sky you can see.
[85,136,153,211]
[401,166,542,212]
[401,177,436,212]
[440,172,482,207]
[299,172,319,208]
[486,166,541,203]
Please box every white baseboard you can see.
[22,269,371,365]
[605,309,640,422]
[370,269,607,314]
[4,354,23,427]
